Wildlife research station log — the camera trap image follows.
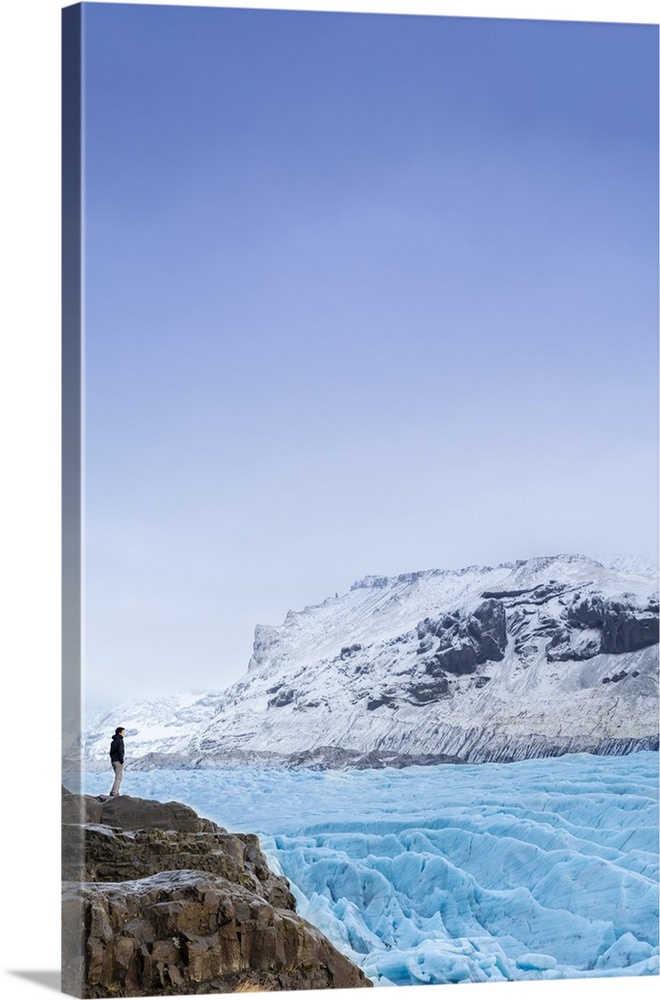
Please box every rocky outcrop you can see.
[500,586,660,665]
[283,745,463,769]
[418,599,508,678]
[62,788,220,833]
[565,594,659,655]
[62,789,372,997]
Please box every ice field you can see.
[79,752,659,985]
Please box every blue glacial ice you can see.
[79,752,659,985]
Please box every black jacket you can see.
[109,734,125,764]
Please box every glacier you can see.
[77,751,660,986]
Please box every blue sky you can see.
[80,3,658,712]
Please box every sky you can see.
[77,1,659,713]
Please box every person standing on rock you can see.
[109,727,126,796]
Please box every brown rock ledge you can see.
[62,788,372,997]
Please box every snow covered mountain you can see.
[84,554,659,766]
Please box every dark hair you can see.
[114,727,125,735]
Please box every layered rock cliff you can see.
[62,788,372,996]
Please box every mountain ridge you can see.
[83,553,659,767]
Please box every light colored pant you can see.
[110,761,124,796]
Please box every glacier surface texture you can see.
[81,752,659,985]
